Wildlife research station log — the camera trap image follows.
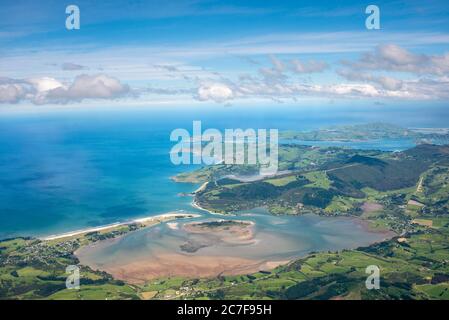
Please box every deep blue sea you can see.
[0,104,447,239]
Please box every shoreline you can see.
[191,199,231,216]
[353,216,397,240]
[76,213,396,283]
[190,198,396,241]
[42,179,215,242]
[190,181,229,216]
[193,181,209,194]
[40,212,201,241]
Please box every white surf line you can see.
[190,199,234,217]
[40,212,201,241]
[41,223,123,241]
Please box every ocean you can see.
[0,104,447,239]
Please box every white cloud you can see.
[2,40,448,106]
[192,69,449,103]
[337,69,403,90]
[376,76,404,91]
[27,77,64,92]
[196,83,234,103]
[345,44,449,75]
[252,55,328,88]
[158,45,449,103]
[0,83,29,103]
[45,74,129,103]
[0,74,130,105]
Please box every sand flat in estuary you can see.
[76,213,393,283]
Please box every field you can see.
[193,145,449,218]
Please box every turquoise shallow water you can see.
[0,113,202,238]
[0,105,447,239]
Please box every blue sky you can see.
[1,0,449,110]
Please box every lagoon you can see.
[76,211,393,282]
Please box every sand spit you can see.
[41,212,200,241]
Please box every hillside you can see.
[194,144,448,216]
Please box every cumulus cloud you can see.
[196,83,234,103]
[344,44,449,75]
[45,74,130,103]
[149,46,449,103]
[0,82,29,103]
[0,74,130,105]
[192,67,449,103]
[27,77,64,92]
[190,55,363,103]
[0,77,35,103]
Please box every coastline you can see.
[193,181,209,193]
[40,212,201,241]
[191,199,230,216]
[189,195,397,242]
[76,212,396,283]
[42,179,212,242]
[71,178,397,282]
[190,181,229,216]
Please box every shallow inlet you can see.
[76,212,393,283]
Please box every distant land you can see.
[280,123,449,144]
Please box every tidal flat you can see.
[76,212,394,283]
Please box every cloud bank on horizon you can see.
[0,0,448,108]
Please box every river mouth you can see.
[76,212,394,284]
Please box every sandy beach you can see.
[190,199,228,216]
[40,212,201,241]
